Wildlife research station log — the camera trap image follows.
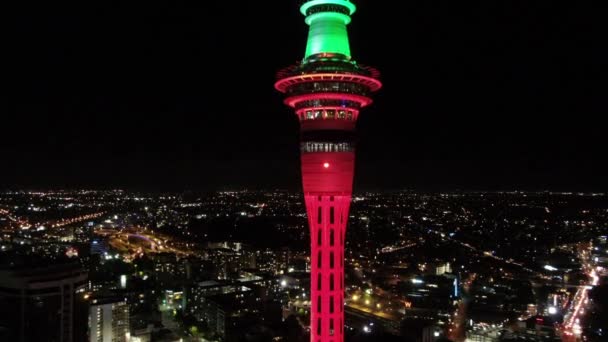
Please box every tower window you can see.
[317,274,322,290]
[330,229,334,246]
[317,318,321,335]
[330,318,334,335]
[317,207,322,224]
[330,207,335,224]
[330,273,334,291]
[318,229,322,246]
[330,297,334,313]
[317,296,322,313]
[330,252,334,269]
[318,251,322,268]
[327,110,335,119]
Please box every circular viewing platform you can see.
[275,73,382,93]
[300,0,357,16]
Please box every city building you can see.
[89,297,130,342]
[275,1,381,341]
[0,260,88,342]
[200,291,260,339]
[434,262,452,276]
[91,238,110,256]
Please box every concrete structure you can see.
[0,261,88,342]
[89,297,130,342]
[275,1,381,341]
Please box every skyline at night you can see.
[2,1,606,191]
[2,2,608,342]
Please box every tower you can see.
[275,1,381,341]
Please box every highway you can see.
[560,242,600,341]
[105,228,196,260]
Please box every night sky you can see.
[3,1,606,191]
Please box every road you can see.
[106,228,196,260]
[426,229,549,279]
[447,273,476,342]
[560,242,600,342]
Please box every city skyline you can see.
[2,1,606,191]
[1,189,607,341]
[2,1,607,341]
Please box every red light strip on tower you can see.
[284,93,373,108]
[275,73,382,93]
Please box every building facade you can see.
[89,297,130,342]
[0,261,88,342]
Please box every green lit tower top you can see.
[301,0,357,60]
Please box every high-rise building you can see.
[275,1,381,341]
[0,260,88,342]
[89,297,130,342]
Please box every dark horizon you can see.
[3,1,606,191]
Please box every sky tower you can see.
[275,1,381,341]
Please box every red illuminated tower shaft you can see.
[301,151,353,341]
[276,1,381,341]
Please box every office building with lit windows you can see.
[89,297,130,342]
